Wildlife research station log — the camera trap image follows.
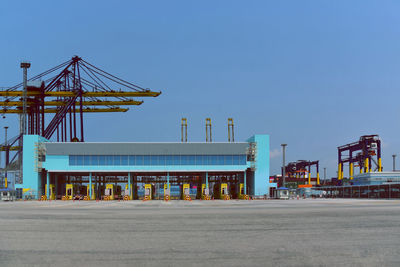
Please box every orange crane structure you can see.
[0,56,161,171]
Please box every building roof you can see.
[45,142,248,156]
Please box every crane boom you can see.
[0,100,143,106]
[1,108,129,113]
[0,91,161,97]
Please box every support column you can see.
[128,172,132,198]
[167,172,170,188]
[55,173,58,197]
[206,172,208,189]
[89,172,92,199]
[365,158,369,173]
[46,172,50,199]
[349,163,354,180]
[244,171,247,194]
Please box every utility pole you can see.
[281,144,287,188]
[324,167,327,182]
[0,131,2,171]
[393,154,396,171]
[4,126,8,162]
[4,126,8,189]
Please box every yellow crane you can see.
[0,56,162,164]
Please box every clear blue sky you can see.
[1,0,399,178]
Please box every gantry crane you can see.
[284,160,320,186]
[337,135,382,181]
[0,55,161,172]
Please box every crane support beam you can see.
[0,91,161,97]
[0,100,143,106]
[0,146,20,151]
[1,108,129,113]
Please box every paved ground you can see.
[0,199,399,267]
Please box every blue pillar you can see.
[89,172,92,199]
[167,172,170,188]
[244,171,247,195]
[46,172,50,199]
[206,172,208,188]
[128,172,132,197]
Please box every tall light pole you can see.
[4,126,8,188]
[324,167,327,183]
[393,155,396,171]
[281,144,287,188]
[0,130,2,171]
[20,62,30,175]
[20,62,30,136]
[4,127,8,150]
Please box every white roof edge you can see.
[47,142,248,144]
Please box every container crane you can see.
[0,55,162,175]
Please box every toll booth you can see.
[164,184,170,200]
[238,183,247,199]
[144,184,152,200]
[87,184,95,200]
[182,184,190,200]
[201,184,210,200]
[45,184,56,200]
[65,184,73,200]
[124,184,131,200]
[239,183,244,198]
[105,184,114,200]
[221,183,230,200]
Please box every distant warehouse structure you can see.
[17,134,275,200]
[311,172,400,199]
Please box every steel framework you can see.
[284,160,320,185]
[337,135,382,181]
[0,56,161,171]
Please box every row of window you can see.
[69,155,247,166]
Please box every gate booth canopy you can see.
[276,187,289,199]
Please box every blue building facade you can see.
[18,134,275,199]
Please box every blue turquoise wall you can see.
[43,154,247,172]
[18,135,48,198]
[247,135,275,196]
